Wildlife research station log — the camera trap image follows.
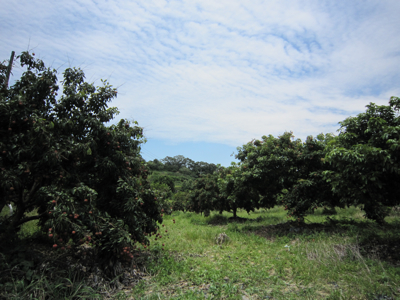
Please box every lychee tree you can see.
[216,165,261,218]
[150,181,174,215]
[0,51,162,262]
[235,132,341,221]
[324,98,400,223]
[281,133,343,221]
[235,132,303,209]
[187,173,222,216]
[171,191,189,212]
[187,165,258,218]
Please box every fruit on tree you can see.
[0,51,162,266]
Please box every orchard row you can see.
[184,99,400,224]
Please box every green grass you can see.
[0,261,103,300]
[128,207,400,299]
[1,205,399,299]
[0,205,40,239]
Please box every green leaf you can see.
[87,148,92,155]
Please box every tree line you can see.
[141,99,400,225]
[183,99,400,223]
[146,155,217,177]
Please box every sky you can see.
[2,0,400,167]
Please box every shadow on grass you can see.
[243,217,400,267]
[206,214,272,225]
[182,210,400,267]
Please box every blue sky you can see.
[2,0,400,166]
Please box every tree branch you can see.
[25,177,42,204]
[16,212,46,227]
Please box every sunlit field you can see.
[1,205,399,299]
[129,206,400,299]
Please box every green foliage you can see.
[148,173,193,212]
[281,133,343,220]
[161,155,189,173]
[171,191,189,212]
[187,132,339,219]
[187,96,400,224]
[216,165,260,217]
[146,159,164,171]
[0,52,162,263]
[236,132,303,209]
[187,173,222,217]
[179,178,194,192]
[150,182,173,214]
[147,155,217,178]
[324,98,400,223]
[151,174,176,193]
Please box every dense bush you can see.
[187,165,260,218]
[150,181,174,214]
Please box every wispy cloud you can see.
[2,0,400,148]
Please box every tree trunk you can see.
[4,51,15,89]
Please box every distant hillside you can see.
[148,170,193,191]
[146,155,218,192]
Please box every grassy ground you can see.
[0,205,40,239]
[127,206,400,300]
[1,206,399,299]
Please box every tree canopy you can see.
[187,98,400,224]
[324,98,400,223]
[147,155,217,177]
[0,52,162,263]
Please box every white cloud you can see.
[1,0,400,148]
